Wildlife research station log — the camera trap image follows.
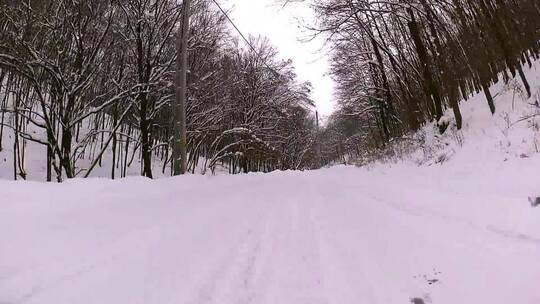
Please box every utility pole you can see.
[315,110,322,168]
[173,0,190,175]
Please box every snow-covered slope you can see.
[399,60,540,167]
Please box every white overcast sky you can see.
[223,0,336,117]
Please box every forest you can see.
[1,0,539,181]
[316,0,540,163]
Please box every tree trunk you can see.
[407,8,444,123]
[481,81,496,114]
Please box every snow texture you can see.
[2,56,540,304]
[2,156,540,304]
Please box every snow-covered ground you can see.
[0,120,216,180]
[402,59,540,167]
[1,162,540,304]
[0,120,169,180]
[3,62,540,303]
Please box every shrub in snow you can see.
[528,196,540,208]
[410,296,428,304]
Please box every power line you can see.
[210,0,319,111]
[209,0,280,75]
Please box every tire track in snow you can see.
[1,183,269,304]
[188,180,331,304]
[311,188,385,304]
[187,204,273,304]
[364,190,540,247]
[3,222,168,304]
[320,176,540,304]
[260,184,329,304]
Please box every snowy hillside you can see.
[397,60,540,167]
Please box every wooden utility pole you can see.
[315,110,322,168]
[173,0,191,175]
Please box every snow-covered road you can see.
[2,163,540,304]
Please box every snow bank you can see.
[386,60,540,168]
